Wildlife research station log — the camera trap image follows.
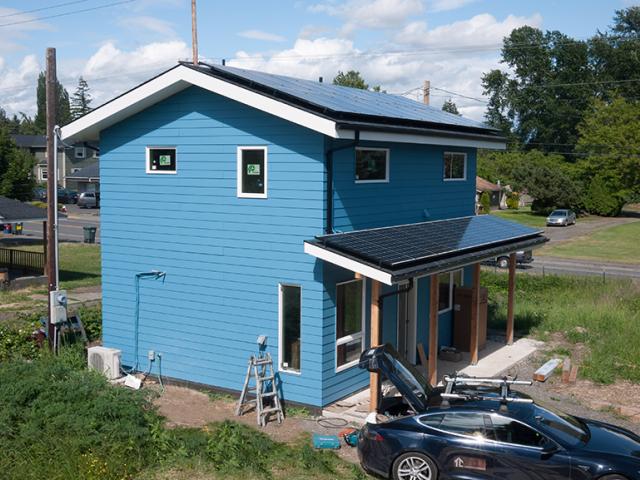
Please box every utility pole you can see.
[191,0,198,64]
[45,47,58,347]
[423,80,430,105]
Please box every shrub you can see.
[506,192,520,209]
[583,175,625,216]
[480,191,491,213]
[77,303,102,341]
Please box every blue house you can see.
[62,62,546,409]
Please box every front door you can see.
[397,283,417,364]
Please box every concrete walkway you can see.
[322,337,543,425]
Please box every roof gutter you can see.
[325,130,360,234]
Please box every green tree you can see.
[333,70,369,90]
[0,145,36,201]
[441,98,460,115]
[0,126,14,177]
[34,71,71,134]
[70,76,93,120]
[576,96,640,211]
[479,191,491,213]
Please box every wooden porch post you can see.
[42,221,48,277]
[470,263,481,365]
[428,274,439,386]
[369,279,381,413]
[506,253,516,345]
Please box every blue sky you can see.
[0,0,635,120]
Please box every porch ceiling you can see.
[304,215,548,285]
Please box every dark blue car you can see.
[358,345,640,480]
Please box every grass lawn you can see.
[539,221,640,264]
[484,271,640,384]
[491,207,547,228]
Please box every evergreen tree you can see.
[70,76,93,120]
[34,71,71,134]
[0,148,36,201]
[441,98,460,115]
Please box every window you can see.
[336,279,364,371]
[438,269,463,313]
[279,284,301,373]
[443,152,466,181]
[488,415,546,447]
[355,148,389,183]
[146,147,176,174]
[75,147,86,159]
[237,147,267,198]
[39,166,48,181]
[439,413,490,439]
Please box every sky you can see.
[0,0,635,121]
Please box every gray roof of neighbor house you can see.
[185,63,496,135]
[0,196,47,222]
[10,134,47,149]
[66,163,99,180]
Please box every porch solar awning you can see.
[304,215,548,285]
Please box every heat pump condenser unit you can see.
[87,346,122,380]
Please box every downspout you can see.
[325,130,360,234]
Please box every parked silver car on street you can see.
[77,192,99,209]
[546,209,576,226]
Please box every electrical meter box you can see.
[49,289,68,325]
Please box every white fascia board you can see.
[336,129,507,150]
[304,241,393,286]
[61,65,339,143]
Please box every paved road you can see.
[19,205,100,243]
[526,257,640,279]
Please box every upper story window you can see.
[443,152,467,181]
[237,146,267,198]
[355,147,389,183]
[146,147,176,174]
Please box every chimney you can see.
[423,80,430,105]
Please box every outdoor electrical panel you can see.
[49,290,68,325]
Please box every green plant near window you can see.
[480,192,491,213]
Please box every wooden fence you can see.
[0,248,45,275]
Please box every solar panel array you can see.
[204,64,493,131]
[317,215,542,269]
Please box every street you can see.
[20,205,100,243]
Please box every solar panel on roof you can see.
[202,64,492,131]
[316,215,541,269]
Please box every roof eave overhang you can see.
[304,235,548,286]
[61,63,506,150]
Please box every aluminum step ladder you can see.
[236,353,283,427]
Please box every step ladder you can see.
[236,353,284,427]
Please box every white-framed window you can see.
[438,269,464,313]
[335,279,365,372]
[278,284,302,374]
[146,146,177,174]
[237,146,268,198]
[38,166,48,181]
[355,147,389,183]
[443,152,467,181]
[74,146,86,159]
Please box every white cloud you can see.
[395,13,543,47]
[309,0,425,32]
[118,15,178,37]
[238,30,286,42]
[0,54,40,115]
[0,7,51,54]
[429,0,478,13]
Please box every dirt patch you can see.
[153,384,361,465]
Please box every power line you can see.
[0,0,137,28]
[0,1,90,19]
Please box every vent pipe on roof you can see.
[222,59,226,66]
[319,76,323,83]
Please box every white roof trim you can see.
[304,241,393,286]
[60,64,505,149]
[61,65,339,142]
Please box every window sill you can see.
[146,170,177,175]
[335,359,359,373]
[355,179,389,184]
[279,368,302,376]
[443,178,466,182]
[237,193,268,199]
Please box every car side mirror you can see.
[541,439,560,459]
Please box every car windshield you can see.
[534,404,589,446]
[550,211,566,217]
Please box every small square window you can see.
[443,152,466,181]
[355,148,389,183]
[237,147,267,198]
[74,147,86,159]
[146,147,176,174]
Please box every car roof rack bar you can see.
[441,374,533,405]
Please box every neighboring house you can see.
[10,134,98,189]
[65,163,99,194]
[476,176,502,210]
[61,63,547,408]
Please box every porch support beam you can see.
[470,263,481,365]
[369,279,381,413]
[428,274,439,387]
[506,253,516,345]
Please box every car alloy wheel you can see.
[497,257,509,269]
[393,452,436,480]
